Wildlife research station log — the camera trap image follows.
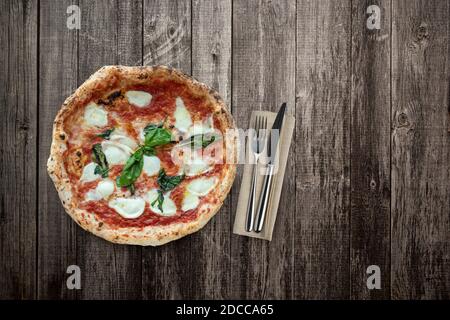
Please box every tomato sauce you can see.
[81,200,198,228]
[156,145,180,176]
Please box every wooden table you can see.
[1,0,449,300]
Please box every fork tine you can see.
[255,115,260,136]
[259,116,266,139]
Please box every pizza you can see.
[48,66,237,246]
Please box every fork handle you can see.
[254,164,275,233]
[245,164,258,232]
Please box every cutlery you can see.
[245,115,267,232]
[254,103,286,233]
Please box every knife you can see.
[253,103,286,233]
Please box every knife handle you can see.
[245,164,258,232]
[254,164,275,233]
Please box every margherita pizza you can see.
[48,66,237,246]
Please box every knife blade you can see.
[253,102,286,233]
[266,102,286,164]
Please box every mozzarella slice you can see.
[101,140,133,165]
[184,156,212,176]
[181,192,200,212]
[108,197,145,219]
[84,102,108,127]
[80,162,101,182]
[109,132,138,150]
[186,177,218,196]
[125,90,152,108]
[85,190,102,201]
[174,97,192,132]
[145,189,177,216]
[143,156,160,176]
[96,179,115,198]
[85,179,116,201]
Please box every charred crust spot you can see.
[137,73,148,80]
[98,222,103,228]
[59,134,65,140]
[108,90,121,101]
[98,90,122,105]
[76,151,82,157]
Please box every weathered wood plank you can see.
[230,0,296,299]
[141,0,192,299]
[190,0,232,299]
[142,0,191,69]
[38,0,78,299]
[77,0,142,299]
[350,0,391,299]
[295,0,351,299]
[391,0,450,299]
[0,0,38,299]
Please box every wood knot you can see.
[416,23,429,41]
[168,26,176,36]
[370,179,377,190]
[412,22,429,48]
[18,121,30,131]
[397,113,410,127]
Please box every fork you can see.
[245,115,267,232]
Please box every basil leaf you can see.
[151,190,164,212]
[143,145,156,156]
[92,143,109,177]
[202,135,215,148]
[117,148,144,187]
[94,164,109,178]
[157,169,185,192]
[129,183,136,195]
[116,122,171,190]
[97,128,114,139]
[188,134,217,150]
[144,124,172,148]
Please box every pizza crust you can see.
[48,65,237,246]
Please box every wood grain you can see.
[76,0,142,299]
[141,0,192,299]
[391,0,450,299]
[0,0,38,299]
[38,0,78,299]
[350,0,391,299]
[230,0,296,299]
[0,0,450,300]
[295,0,351,299]
[190,0,232,299]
